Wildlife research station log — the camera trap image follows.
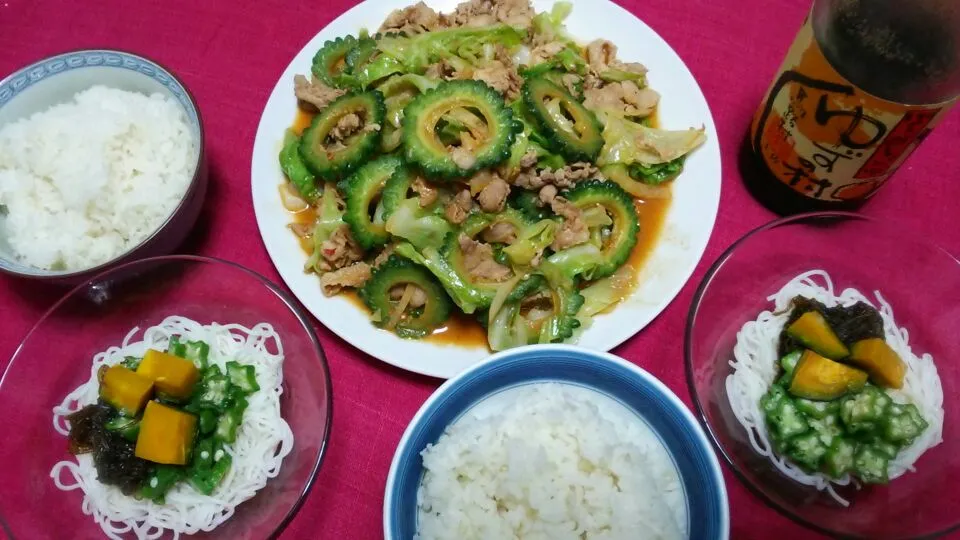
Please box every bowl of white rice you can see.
[0,49,206,284]
[384,345,729,540]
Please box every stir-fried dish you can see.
[279,0,706,350]
[65,337,259,502]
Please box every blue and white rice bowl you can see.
[0,49,206,283]
[384,345,729,539]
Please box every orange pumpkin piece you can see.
[137,349,200,400]
[786,311,850,360]
[100,365,154,416]
[848,338,906,389]
[135,401,197,465]
[789,350,868,401]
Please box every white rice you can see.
[50,316,294,540]
[725,270,944,506]
[416,383,687,540]
[0,86,195,271]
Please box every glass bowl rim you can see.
[0,254,334,540]
[683,210,960,539]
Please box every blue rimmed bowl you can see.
[384,345,730,539]
[0,49,207,285]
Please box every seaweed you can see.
[778,296,884,358]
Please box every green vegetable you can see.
[777,350,803,386]
[786,432,828,471]
[442,233,512,308]
[597,113,706,167]
[527,2,586,76]
[508,190,551,221]
[765,398,809,441]
[299,91,385,180]
[104,415,140,442]
[225,361,260,395]
[536,285,585,344]
[312,35,361,88]
[853,445,889,484]
[338,155,403,250]
[139,465,184,504]
[394,242,489,314]
[460,209,532,240]
[529,2,575,48]
[375,25,525,74]
[761,383,789,413]
[403,80,515,179]
[197,408,218,435]
[506,274,547,303]
[794,397,838,420]
[186,437,232,495]
[345,37,378,76]
[522,77,603,162]
[166,336,186,358]
[598,68,647,84]
[868,439,901,460]
[193,372,231,410]
[120,356,141,370]
[807,414,843,447]
[781,350,803,376]
[577,266,633,319]
[376,74,438,151]
[486,277,583,350]
[487,302,532,351]
[561,180,639,278]
[881,403,928,445]
[183,341,210,371]
[304,187,348,273]
[628,156,686,186]
[359,255,452,338]
[280,130,320,203]
[215,396,248,443]
[385,198,453,250]
[839,385,891,434]
[823,438,856,478]
[502,219,557,267]
[540,244,605,289]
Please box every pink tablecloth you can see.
[1,0,958,538]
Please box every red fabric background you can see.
[1,0,958,538]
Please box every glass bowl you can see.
[0,255,332,539]
[685,212,960,539]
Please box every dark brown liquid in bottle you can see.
[742,0,960,215]
[740,135,865,215]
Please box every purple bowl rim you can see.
[0,254,333,540]
[0,48,207,281]
[683,210,960,539]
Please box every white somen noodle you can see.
[50,316,294,540]
[726,270,944,506]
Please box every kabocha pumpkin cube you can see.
[848,338,906,389]
[135,401,197,465]
[100,365,154,415]
[788,350,868,401]
[786,311,850,360]
[137,349,200,400]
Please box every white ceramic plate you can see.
[251,0,721,378]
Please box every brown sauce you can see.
[292,108,315,136]
[282,108,672,350]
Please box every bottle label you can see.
[750,18,957,203]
